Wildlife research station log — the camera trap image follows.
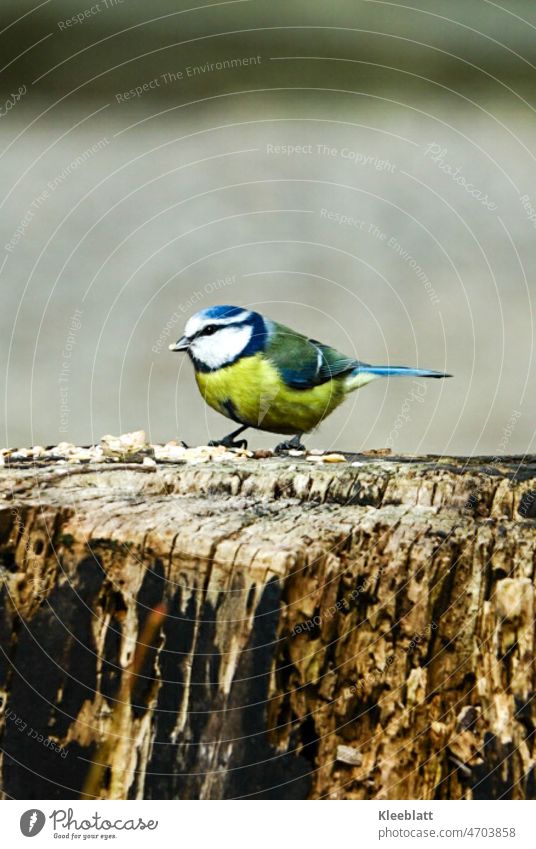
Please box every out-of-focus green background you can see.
[1,0,534,453]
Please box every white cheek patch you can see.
[191,324,253,369]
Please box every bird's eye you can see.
[203,324,217,336]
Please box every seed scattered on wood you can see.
[336,745,362,766]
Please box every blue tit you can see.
[169,305,451,451]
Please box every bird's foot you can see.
[274,435,305,454]
[208,437,248,450]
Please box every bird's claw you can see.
[274,436,306,454]
[209,438,248,450]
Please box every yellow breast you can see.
[195,354,346,435]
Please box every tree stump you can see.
[0,451,535,800]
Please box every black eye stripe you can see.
[194,320,247,339]
[192,324,217,339]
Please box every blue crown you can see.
[198,305,248,320]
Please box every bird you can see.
[169,305,451,451]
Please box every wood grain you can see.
[0,453,535,799]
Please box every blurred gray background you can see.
[0,0,534,454]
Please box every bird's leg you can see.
[208,425,249,450]
[274,433,305,453]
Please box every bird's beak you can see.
[169,336,189,352]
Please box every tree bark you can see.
[0,452,535,800]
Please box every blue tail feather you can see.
[355,365,451,379]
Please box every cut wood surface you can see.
[0,450,535,800]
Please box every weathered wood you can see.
[0,453,535,800]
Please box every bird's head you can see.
[169,305,267,371]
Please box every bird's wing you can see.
[265,322,358,389]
